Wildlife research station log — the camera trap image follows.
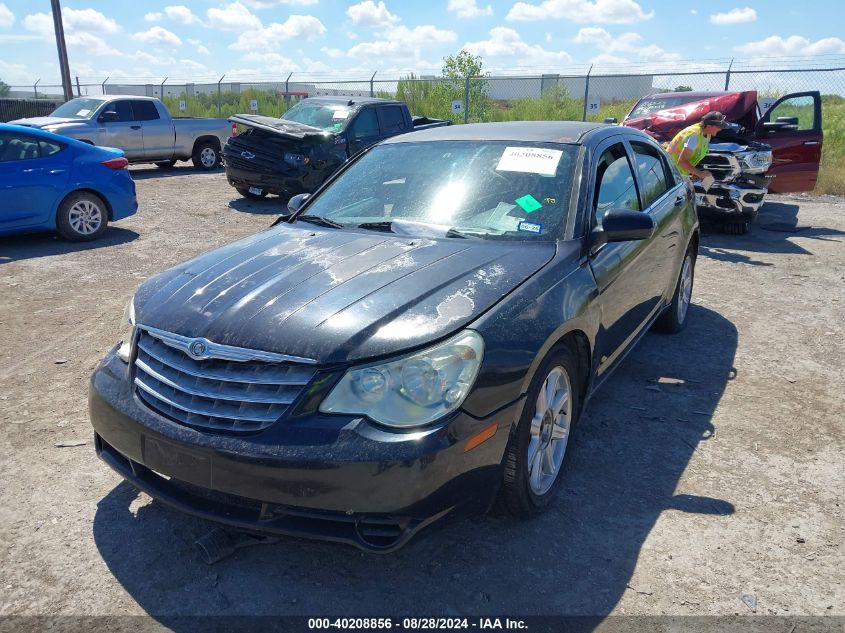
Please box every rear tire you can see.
[497,345,581,517]
[192,141,220,171]
[56,191,108,242]
[654,248,695,334]
[236,187,268,200]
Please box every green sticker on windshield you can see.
[515,194,542,213]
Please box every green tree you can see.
[0,78,10,97]
[673,85,693,92]
[435,49,490,123]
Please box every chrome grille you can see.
[133,327,317,432]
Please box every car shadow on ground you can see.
[128,165,225,181]
[228,195,288,216]
[699,200,845,266]
[92,305,736,624]
[0,227,139,266]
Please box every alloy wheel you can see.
[677,255,693,324]
[68,199,103,236]
[527,366,572,496]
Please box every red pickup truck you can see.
[621,90,823,233]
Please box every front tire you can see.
[654,248,695,334]
[56,192,108,242]
[192,141,220,171]
[155,160,175,169]
[498,346,581,517]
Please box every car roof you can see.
[384,121,609,145]
[639,91,746,100]
[301,96,402,107]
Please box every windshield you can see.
[50,98,104,120]
[628,95,706,119]
[282,102,353,132]
[300,141,578,240]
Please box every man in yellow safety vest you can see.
[666,111,730,180]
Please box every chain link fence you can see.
[4,64,844,192]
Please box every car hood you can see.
[134,224,556,364]
[230,114,333,141]
[10,116,86,128]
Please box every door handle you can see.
[803,140,820,145]
[49,169,66,175]
[130,125,141,130]
[674,195,685,206]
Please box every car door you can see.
[347,108,383,156]
[132,99,174,161]
[587,138,671,377]
[754,91,823,193]
[0,132,70,231]
[98,99,144,160]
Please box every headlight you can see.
[116,298,136,363]
[320,330,484,428]
[738,150,772,173]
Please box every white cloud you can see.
[206,2,262,32]
[321,46,345,58]
[574,27,680,63]
[710,7,757,25]
[144,12,162,22]
[197,45,212,55]
[346,1,400,27]
[66,32,122,56]
[230,15,327,52]
[24,7,120,38]
[348,24,456,60]
[240,51,302,72]
[165,6,200,25]
[507,0,654,23]
[133,50,175,66]
[690,9,697,15]
[735,35,845,56]
[0,3,14,29]
[241,0,318,6]
[0,59,29,84]
[132,26,182,46]
[464,26,572,67]
[179,58,209,72]
[448,0,493,18]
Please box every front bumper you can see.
[89,350,519,552]
[223,161,309,197]
[695,182,768,222]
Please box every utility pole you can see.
[50,0,73,101]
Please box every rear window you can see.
[380,106,407,133]
[132,100,160,121]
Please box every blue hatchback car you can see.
[0,123,137,241]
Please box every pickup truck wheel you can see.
[654,248,695,334]
[155,160,175,169]
[57,192,108,242]
[497,345,580,517]
[236,187,268,200]
[192,141,220,171]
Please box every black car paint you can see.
[223,97,450,198]
[90,122,699,551]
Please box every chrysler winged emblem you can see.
[188,339,207,358]
[241,151,255,159]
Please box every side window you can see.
[39,140,64,157]
[0,132,41,162]
[380,106,407,134]
[593,143,640,227]
[767,95,816,131]
[350,109,380,139]
[132,100,161,121]
[105,100,134,122]
[630,141,670,208]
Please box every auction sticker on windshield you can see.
[332,110,349,120]
[76,109,91,117]
[496,147,562,177]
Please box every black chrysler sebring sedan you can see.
[89,121,699,551]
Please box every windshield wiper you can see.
[296,215,345,229]
[357,220,474,239]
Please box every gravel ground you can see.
[0,165,843,626]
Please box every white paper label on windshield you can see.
[332,110,349,120]
[496,147,562,177]
[76,109,91,117]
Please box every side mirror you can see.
[604,117,618,124]
[591,209,655,251]
[98,110,118,123]
[287,192,311,215]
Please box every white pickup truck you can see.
[11,95,233,170]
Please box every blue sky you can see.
[0,0,842,87]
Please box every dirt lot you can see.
[0,165,843,625]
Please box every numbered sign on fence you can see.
[587,98,601,113]
[760,99,776,113]
[451,99,463,114]
[179,100,186,112]
[250,99,258,111]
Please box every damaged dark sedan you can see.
[89,122,699,551]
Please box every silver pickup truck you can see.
[11,95,232,170]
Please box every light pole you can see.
[50,0,73,101]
